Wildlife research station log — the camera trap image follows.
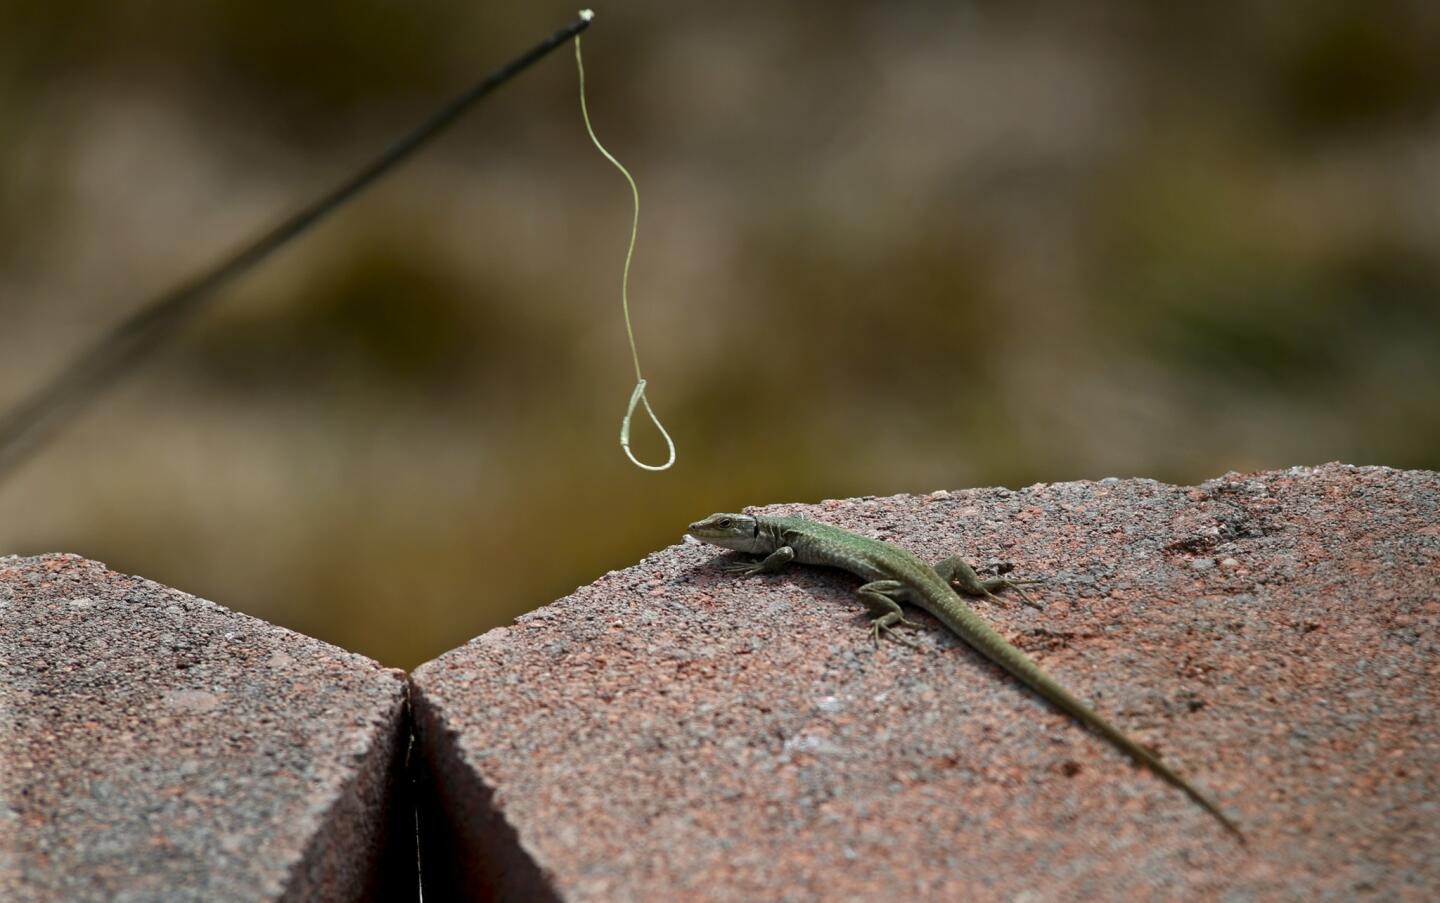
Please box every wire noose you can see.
[575,17,677,472]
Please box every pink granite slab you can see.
[411,464,1439,901]
[0,555,414,902]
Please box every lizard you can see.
[686,511,1245,841]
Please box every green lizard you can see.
[686,512,1244,841]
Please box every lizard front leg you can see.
[933,556,1044,610]
[856,580,923,649]
[722,545,796,577]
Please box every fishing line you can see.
[0,11,595,484]
[574,11,677,472]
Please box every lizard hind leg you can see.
[933,555,1045,610]
[856,580,924,649]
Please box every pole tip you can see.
[580,9,594,21]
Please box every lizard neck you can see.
[755,516,791,554]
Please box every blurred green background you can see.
[1,1,1437,668]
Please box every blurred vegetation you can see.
[1,1,1438,667]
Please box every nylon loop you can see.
[576,29,677,472]
[620,379,677,471]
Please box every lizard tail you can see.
[1058,687,1248,844]
[934,600,1247,843]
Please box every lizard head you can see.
[686,512,763,552]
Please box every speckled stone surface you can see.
[411,464,1440,901]
[0,555,415,903]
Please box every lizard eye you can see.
[716,517,733,529]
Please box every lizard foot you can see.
[967,577,1045,610]
[721,559,764,577]
[996,581,1045,611]
[869,616,923,650]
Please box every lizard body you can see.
[686,512,1243,841]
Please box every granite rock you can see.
[411,464,1440,901]
[0,555,414,902]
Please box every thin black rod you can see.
[0,12,593,482]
